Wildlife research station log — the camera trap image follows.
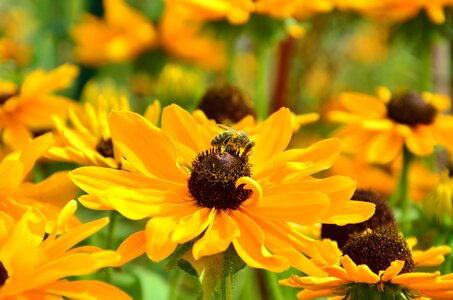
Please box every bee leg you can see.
[221,136,232,153]
[241,141,254,158]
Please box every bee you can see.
[211,124,255,157]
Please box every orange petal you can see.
[44,279,132,300]
[145,217,179,262]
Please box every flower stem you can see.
[399,146,412,235]
[255,42,269,119]
[264,270,285,300]
[220,270,233,300]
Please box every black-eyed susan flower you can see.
[69,104,374,274]
[328,87,453,164]
[71,0,156,66]
[254,0,334,19]
[280,227,453,299]
[0,200,131,299]
[0,64,78,151]
[158,4,227,71]
[47,93,161,168]
[0,134,78,232]
[321,189,397,249]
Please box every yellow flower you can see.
[158,5,226,71]
[280,228,453,299]
[0,64,78,151]
[423,167,453,221]
[70,104,374,274]
[71,0,156,65]
[0,200,131,299]
[0,133,78,232]
[328,88,453,164]
[255,0,334,19]
[0,9,31,66]
[335,0,453,24]
[48,94,161,168]
[168,0,255,24]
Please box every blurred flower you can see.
[335,0,453,24]
[280,227,453,299]
[0,134,78,232]
[255,0,334,19]
[70,105,374,274]
[328,88,453,164]
[0,200,131,299]
[158,4,226,70]
[330,154,438,202]
[0,64,78,150]
[168,0,255,24]
[423,163,453,222]
[147,64,204,105]
[197,83,257,124]
[344,23,389,63]
[0,8,31,66]
[71,0,156,65]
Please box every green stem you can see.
[420,45,433,91]
[106,210,117,250]
[226,36,237,84]
[399,146,412,235]
[220,271,233,300]
[255,43,269,119]
[169,269,185,300]
[264,271,284,300]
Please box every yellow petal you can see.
[321,200,376,226]
[366,131,402,163]
[341,255,379,283]
[391,271,440,285]
[251,107,292,166]
[44,279,132,300]
[192,210,240,259]
[253,138,342,182]
[0,159,24,189]
[338,92,387,118]
[172,207,215,243]
[161,104,207,153]
[253,191,330,224]
[114,230,146,266]
[230,211,290,272]
[380,260,405,282]
[109,111,186,182]
[145,217,179,262]
[69,166,179,196]
[413,246,451,267]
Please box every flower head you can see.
[70,104,374,274]
[280,227,453,299]
[48,93,161,168]
[0,200,131,299]
[328,87,453,164]
[0,64,78,150]
[71,0,156,65]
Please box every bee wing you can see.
[217,124,240,135]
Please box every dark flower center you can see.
[342,227,414,274]
[386,92,436,126]
[197,84,257,124]
[96,138,114,158]
[321,189,397,249]
[0,93,15,105]
[188,147,252,210]
[0,261,8,286]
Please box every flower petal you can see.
[161,104,207,153]
[145,217,179,262]
[171,207,215,243]
[44,279,132,300]
[366,131,402,163]
[321,200,376,226]
[114,230,146,266]
[230,211,290,272]
[192,210,240,259]
[109,111,186,182]
[251,107,292,166]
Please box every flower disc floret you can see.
[188,147,252,209]
[96,137,115,158]
[0,262,8,287]
[342,227,414,275]
[386,92,436,126]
